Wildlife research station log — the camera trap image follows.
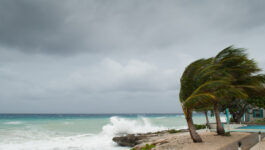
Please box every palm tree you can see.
[180,59,212,142]
[180,46,264,140]
[180,58,234,141]
[204,111,210,128]
[195,106,213,128]
[180,47,250,137]
[212,46,265,134]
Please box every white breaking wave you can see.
[0,116,167,150]
[102,116,167,136]
[4,121,23,125]
[63,121,73,125]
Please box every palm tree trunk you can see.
[185,110,203,142]
[214,103,225,135]
[204,111,210,128]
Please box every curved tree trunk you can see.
[214,103,225,135]
[185,110,203,142]
[204,111,210,128]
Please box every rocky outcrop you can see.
[112,134,146,147]
[112,129,188,147]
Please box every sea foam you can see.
[0,116,167,150]
[4,121,23,125]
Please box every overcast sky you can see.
[0,0,265,113]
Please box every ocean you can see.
[0,114,224,150]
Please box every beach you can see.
[154,131,250,150]
[115,129,252,150]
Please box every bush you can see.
[168,129,180,134]
[255,118,265,124]
[194,124,207,130]
[131,144,155,150]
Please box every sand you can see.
[134,130,251,150]
[179,132,250,150]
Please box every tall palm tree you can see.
[204,111,210,128]
[180,46,264,141]
[180,59,212,142]
[180,47,250,137]
[180,58,236,141]
[195,106,213,128]
[212,46,265,134]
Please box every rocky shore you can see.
[113,129,252,150]
[112,129,189,149]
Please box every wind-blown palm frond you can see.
[192,80,231,95]
[180,58,212,102]
[214,46,246,63]
[214,86,248,100]
[183,93,216,108]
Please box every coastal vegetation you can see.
[168,129,181,134]
[179,46,265,142]
[222,92,265,123]
[194,124,206,130]
[131,144,155,150]
[253,118,265,124]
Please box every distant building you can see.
[245,108,265,122]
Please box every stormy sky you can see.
[0,0,265,113]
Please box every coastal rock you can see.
[112,129,188,147]
[112,134,146,147]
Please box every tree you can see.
[213,46,265,126]
[180,46,265,140]
[179,58,238,139]
[195,107,212,128]
[211,46,254,134]
[222,88,265,123]
[180,59,213,142]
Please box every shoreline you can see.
[113,129,253,150]
[113,129,189,147]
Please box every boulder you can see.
[112,129,188,147]
[112,134,145,147]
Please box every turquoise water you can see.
[0,114,222,150]
[238,125,265,129]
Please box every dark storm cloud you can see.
[0,0,265,113]
[0,1,68,53]
[1,0,265,55]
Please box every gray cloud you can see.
[1,0,265,55]
[0,0,265,113]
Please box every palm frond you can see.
[183,93,216,108]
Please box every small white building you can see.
[245,108,265,122]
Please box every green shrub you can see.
[255,118,265,124]
[141,144,155,150]
[168,129,180,134]
[194,124,206,130]
[131,144,155,150]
